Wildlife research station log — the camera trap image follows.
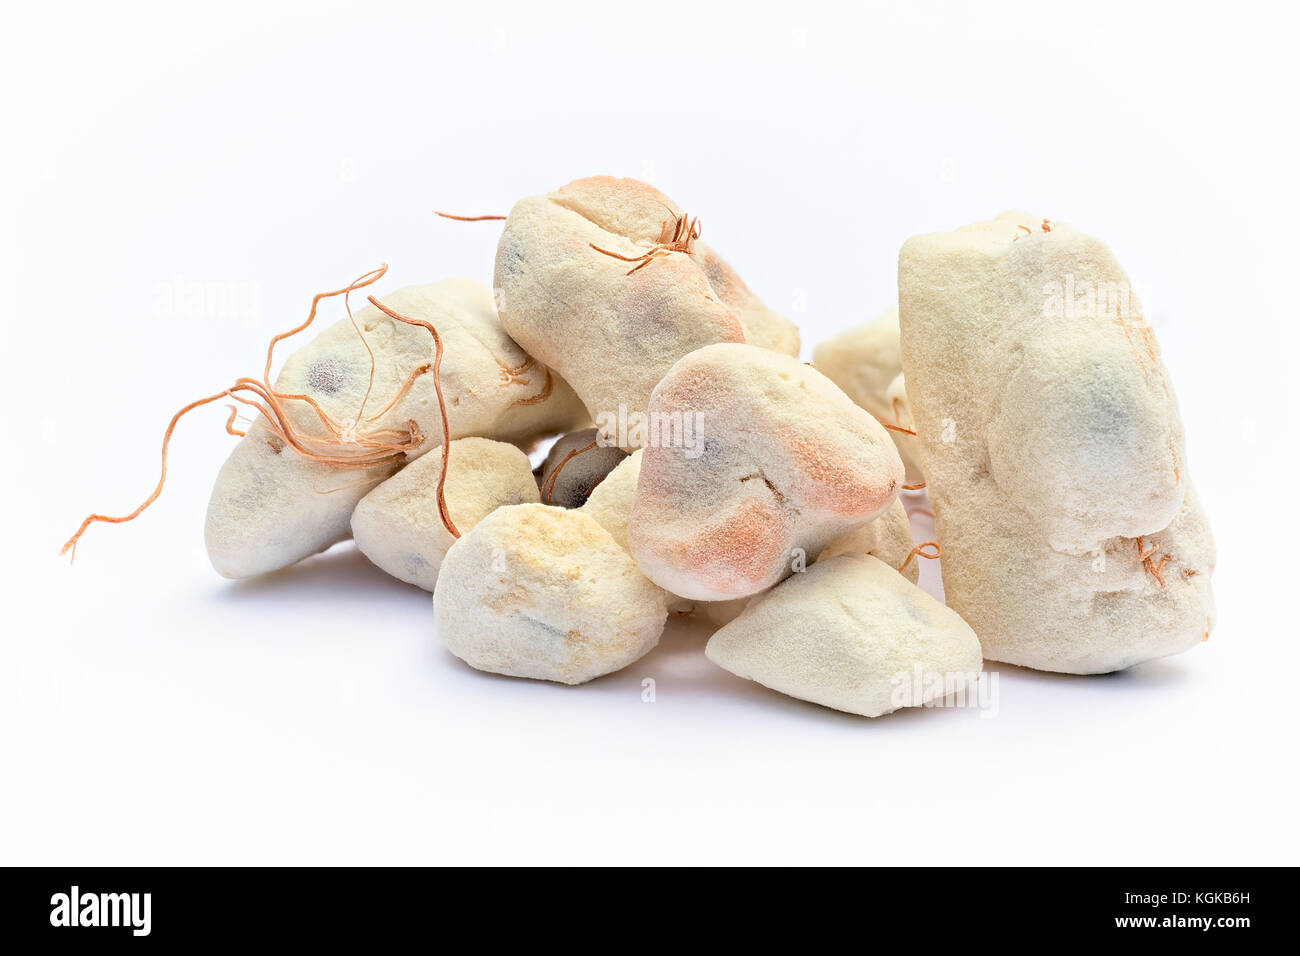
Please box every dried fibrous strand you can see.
[590,210,702,275]
[498,356,535,385]
[508,366,555,408]
[897,541,941,573]
[1136,537,1171,588]
[882,422,917,436]
[434,211,506,221]
[61,264,456,559]
[62,392,240,561]
[365,295,459,538]
[1014,219,1053,241]
[223,405,244,437]
[363,362,431,424]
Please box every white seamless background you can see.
[1,0,1295,865]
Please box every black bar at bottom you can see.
[0,866,1280,944]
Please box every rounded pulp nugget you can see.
[706,554,983,718]
[494,176,799,436]
[629,343,904,601]
[434,504,668,685]
[898,211,1216,673]
[205,279,586,578]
